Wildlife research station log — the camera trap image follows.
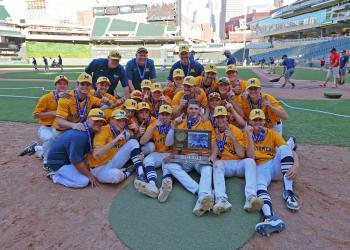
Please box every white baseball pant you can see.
[213,158,257,199]
[90,139,139,184]
[163,162,212,198]
[37,125,57,163]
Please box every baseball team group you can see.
[21,46,301,236]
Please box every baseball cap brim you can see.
[89,116,106,123]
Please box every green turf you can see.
[110,173,259,250]
[274,67,350,82]
[282,99,350,147]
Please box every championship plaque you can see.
[171,129,212,165]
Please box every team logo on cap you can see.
[218,107,223,112]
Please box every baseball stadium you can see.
[1,0,349,249]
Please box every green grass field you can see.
[275,67,350,82]
[0,68,349,146]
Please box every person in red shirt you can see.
[321,48,340,88]
[320,57,325,71]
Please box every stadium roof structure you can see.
[90,17,182,42]
[0,5,10,21]
[0,29,24,38]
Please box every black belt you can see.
[45,125,52,127]
[277,121,281,125]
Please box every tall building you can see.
[274,0,284,8]
[225,0,244,21]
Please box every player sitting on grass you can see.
[147,83,171,118]
[140,105,174,201]
[247,109,300,236]
[46,109,106,188]
[88,109,156,197]
[194,64,218,96]
[162,100,217,216]
[20,75,69,164]
[212,106,263,215]
[163,69,185,99]
[172,76,208,117]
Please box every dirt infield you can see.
[1,121,349,249]
[251,68,350,100]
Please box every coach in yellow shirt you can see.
[248,109,300,236]
[212,106,263,215]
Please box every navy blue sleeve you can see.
[197,61,204,76]
[67,134,87,164]
[168,62,177,81]
[125,59,134,82]
[85,59,97,75]
[119,65,129,87]
[149,59,156,79]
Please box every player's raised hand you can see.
[156,118,163,127]
[224,127,234,140]
[101,96,110,105]
[245,125,254,137]
[180,98,188,107]
[262,99,272,108]
[128,123,138,131]
[224,100,233,110]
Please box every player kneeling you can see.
[88,109,157,197]
[140,105,174,201]
[212,106,263,215]
[248,109,300,236]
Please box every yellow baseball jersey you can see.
[146,125,171,153]
[195,76,218,96]
[178,117,214,155]
[163,82,183,99]
[241,93,284,128]
[147,97,172,117]
[88,124,127,168]
[253,128,286,165]
[214,124,247,160]
[172,89,208,110]
[54,92,101,130]
[33,91,59,126]
[89,89,118,121]
[140,116,157,129]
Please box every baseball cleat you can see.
[46,170,55,180]
[255,215,285,237]
[213,196,232,215]
[283,190,300,211]
[19,142,38,156]
[193,194,214,216]
[158,177,172,203]
[134,174,159,198]
[122,164,136,176]
[244,196,264,212]
[286,136,297,151]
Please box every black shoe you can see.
[19,142,38,156]
[46,170,55,180]
[123,164,136,176]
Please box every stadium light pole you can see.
[242,1,248,66]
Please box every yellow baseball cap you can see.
[159,104,173,114]
[111,109,128,120]
[151,83,163,92]
[54,75,69,84]
[77,73,92,84]
[226,64,238,73]
[96,76,111,86]
[183,76,195,86]
[218,77,229,85]
[108,50,121,60]
[213,106,228,117]
[179,45,190,54]
[249,109,266,120]
[123,99,137,110]
[88,108,106,123]
[141,79,152,89]
[205,64,217,73]
[131,90,143,101]
[136,102,150,111]
[173,68,185,78]
[246,78,261,89]
[208,92,221,100]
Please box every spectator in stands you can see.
[32,57,38,71]
[281,55,296,89]
[43,56,49,72]
[223,50,236,65]
[167,46,204,83]
[320,57,325,71]
[125,47,156,92]
[85,50,129,96]
[339,50,348,85]
[58,55,63,72]
[320,48,340,88]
